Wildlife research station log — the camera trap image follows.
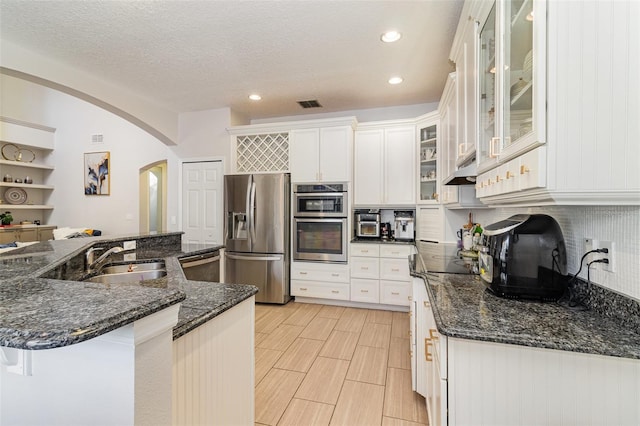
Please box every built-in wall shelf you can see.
[0,182,54,190]
[0,204,54,210]
[0,159,55,171]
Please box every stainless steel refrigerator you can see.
[224,173,291,304]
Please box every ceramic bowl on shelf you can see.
[510,77,529,98]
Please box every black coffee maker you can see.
[478,214,568,301]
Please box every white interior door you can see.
[182,161,223,244]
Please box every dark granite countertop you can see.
[410,243,640,360]
[0,233,257,350]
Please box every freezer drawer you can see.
[225,252,290,304]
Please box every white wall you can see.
[1,74,181,235]
[174,108,234,166]
[0,40,179,145]
[250,102,439,125]
[444,206,640,300]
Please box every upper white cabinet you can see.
[438,74,459,206]
[477,0,545,174]
[354,121,416,206]
[450,7,478,167]
[469,0,639,205]
[416,113,440,204]
[290,125,353,183]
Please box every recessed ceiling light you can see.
[248,94,262,101]
[388,76,404,85]
[381,30,402,43]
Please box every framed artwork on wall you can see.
[84,151,110,195]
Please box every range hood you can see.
[444,162,477,185]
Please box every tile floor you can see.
[255,301,428,426]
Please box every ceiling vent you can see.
[297,99,322,109]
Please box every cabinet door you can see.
[351,279,380,303]
[319,126,351,182]
[384,126,416,205]
[38,227,56,242]
[289,128,320,182]
[0,230,16,244]
[456,18,478,164]
[350,257,380,280]
[17,228,38,242]
[417,207,444,243]
[354,130,384,205]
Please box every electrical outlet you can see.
[599,241,615,273]
[583,238,599,262]
[123,240,136,250]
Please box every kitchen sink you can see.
[100,261,165,275]
[84,269,167,284]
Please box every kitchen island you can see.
[0,232,257,426]
[409,244,640,425]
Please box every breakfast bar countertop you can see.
[410,247,640,360]
[0,233,257,350]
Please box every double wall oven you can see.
[293,183,348,263]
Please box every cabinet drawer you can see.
[350,257,379,279]
[380,244,412,258]
[351,243,380,257]
[291,280,350,300]
[518,146,546,191]
[380,281,412,306]
[292,262,350,283]
[350,279,380,303]
[380,258,410,281]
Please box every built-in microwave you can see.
[293,183,347,217]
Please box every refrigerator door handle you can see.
[245,175,253,250]
[249,181,257,243]
[226,253,282,262]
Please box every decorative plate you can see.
[4,187,28,205]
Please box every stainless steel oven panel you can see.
[293,192,347,218]
[293,217,348,263]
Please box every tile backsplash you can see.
[450,206,640,301]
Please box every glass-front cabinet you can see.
[477,0,546,175]
[418,120,439,203]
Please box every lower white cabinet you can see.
[412,278,640,426]
[291,261,350,301]
[350,243,413,306]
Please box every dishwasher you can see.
[179,250,220,282]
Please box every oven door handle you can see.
[294,217,347,223]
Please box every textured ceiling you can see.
[0,0,463,120]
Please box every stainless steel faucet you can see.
[86,246,124,272]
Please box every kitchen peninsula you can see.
[0,232,257,426]
[409,243,640,425]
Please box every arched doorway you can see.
[139,160,167,233]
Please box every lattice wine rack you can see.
[235,133,289,173]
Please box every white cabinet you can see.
[447,337,640,425]
[0,117,56,225]
[350,243,413,306]
[289,126,353,183]
[471,0,639,205]
[417,207,445,243]
[438,73,459,206]
[353,130,384,205]
[291,261,350,301]
[416,113,440,204]
[450,4,478,167]
[354,122,416,206]
[477,0,546,174]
